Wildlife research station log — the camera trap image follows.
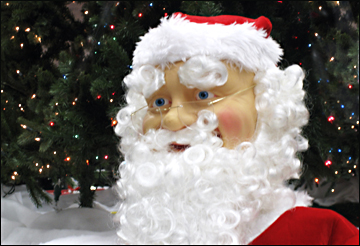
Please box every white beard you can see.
[115,111,312,244]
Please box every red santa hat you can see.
[132,12,283,72]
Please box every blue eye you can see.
[152,98,169,107]
[196,91,214,100]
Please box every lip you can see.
[169,142,190,152]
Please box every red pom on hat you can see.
[173,12,272,38]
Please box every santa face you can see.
[115,58,310,244]
[143,61,257,150]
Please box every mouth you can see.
[169,143,191,152]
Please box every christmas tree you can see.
[1,1,358,225]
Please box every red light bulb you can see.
[325,160,332,167]
[327,116,335,122]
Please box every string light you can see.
[10,36,14,40]
[315,33,318,37]
[11,176,15,180]
[325,160,332,167]
[5,100,8,103]
[330,57,334,62]
[14,171,18,175]
[84,10,89,14]
[38,37,41,43]
[96,156,99,160]
[6,3,9,6]
[47,164,50,168]
[35,137,41,141]
[39,168,42,173]
[104,155,108,159]
[65,157,71,161]
[55,112,59,116]
[110,99,113,103]
[97,95,101,99]
[348,84,353,89]
[16,70,20,74]
[25,28,30,32]
[338,127,341,130]
[35,163,38,166]
[15,26,19,31]
[86,160,89,165]
[327,116,335,122]
[20,124,27,129]
[351,125,355,129]
[314,178,319,184]
[331,189,335,192]
[72,101,76,105]
[55,102,58,106]
[348,170,352,173]
[20,43,24,48]
[54,151,56,154]
[138,13,143,17]
[319,6,322,10]
[335,171,338,174]
[111,120,117,126]
[354,65,357,69]
[31,94,36,99]
[354,165,357,169]
[110,25,115,29]
[49,121,54,126]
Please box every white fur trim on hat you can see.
[132,13,283,72]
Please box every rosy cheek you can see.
[217,109,243,139]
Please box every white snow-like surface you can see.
[1,185,121,245]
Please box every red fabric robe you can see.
[250,207,359,245]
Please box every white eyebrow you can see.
[177,56,228,90]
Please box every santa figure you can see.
[114,13,359,244]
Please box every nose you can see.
[162,106,186,131]
[162,105,198,131]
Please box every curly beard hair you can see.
[114,64,313,244]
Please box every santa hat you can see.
[132,12,283,72]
